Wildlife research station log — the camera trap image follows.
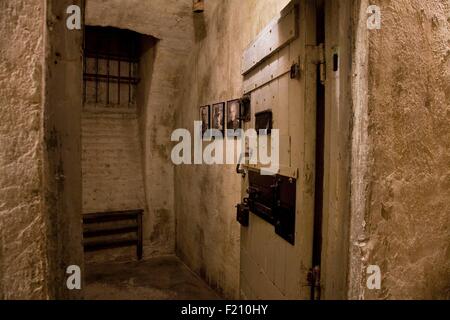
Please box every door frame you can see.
[317,0,354,300]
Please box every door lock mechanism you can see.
[290,62,300,79]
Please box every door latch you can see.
[236,151,251,178]
[236,199,250,227]
[290,61,300,79]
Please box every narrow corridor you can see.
[1,0,448,302]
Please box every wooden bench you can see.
[82,210,143,260]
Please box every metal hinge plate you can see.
[307,265,321,300]
[290,57,301,79]
[317,43,326,84]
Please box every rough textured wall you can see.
[86,0,194,258]
[82,112,146,214]
[174,0,291,299]
[351,0,450,299]
[0,0,49,299]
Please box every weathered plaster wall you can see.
[82,112,146,215]
[85,0,194,258]
[174,0,291,299]
[0,0,49,299]
[0,0,84,299]
[350,0,450,300]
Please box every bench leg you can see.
[137,213,143,260]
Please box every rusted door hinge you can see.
[307,265,321,300]
[317,43,326,85]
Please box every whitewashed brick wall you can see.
[82,108,146,214]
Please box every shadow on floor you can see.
[85,256,221,300]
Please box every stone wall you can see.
[0,0,84,300]
[0,0,49,300]
[350,0,450,300]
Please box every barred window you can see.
[83,26,141,108]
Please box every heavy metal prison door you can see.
[238,0,323,300]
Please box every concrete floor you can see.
[85,256,221,300]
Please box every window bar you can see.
[118,57,121,105]
[128,50,132,106]
[107,55,110,105]
[82,74,139,84]
[82,23,86,104]
[95,53,99,104]
[83,54,87,103]
[84,52,138,63]
[129,37,136,107]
